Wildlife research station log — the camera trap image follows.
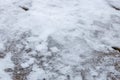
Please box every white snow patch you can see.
[0,53,14,80]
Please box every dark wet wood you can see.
[19,6,29,11]
[112,46,120,52]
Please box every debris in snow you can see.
[111,5,120,10]
[0,52,6,58]
[19,6,29,11]
[114,61,120,72]
[12,65,32,80]
[25,48,32,53]
[106,0,120,11]
[112,46,120,52]
[4,68,13,72]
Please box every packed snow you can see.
[0,0,120,80]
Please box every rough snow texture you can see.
[0,0,120,80]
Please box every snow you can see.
[0,0,120,80]
[21,58,34,68]
[49,47,59,53]
[0,53,14,80]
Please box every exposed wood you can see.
[19,6,29,11]
[112,46,120,52]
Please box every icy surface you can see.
[0,0,120,80]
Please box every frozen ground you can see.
[0,0,120,80]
